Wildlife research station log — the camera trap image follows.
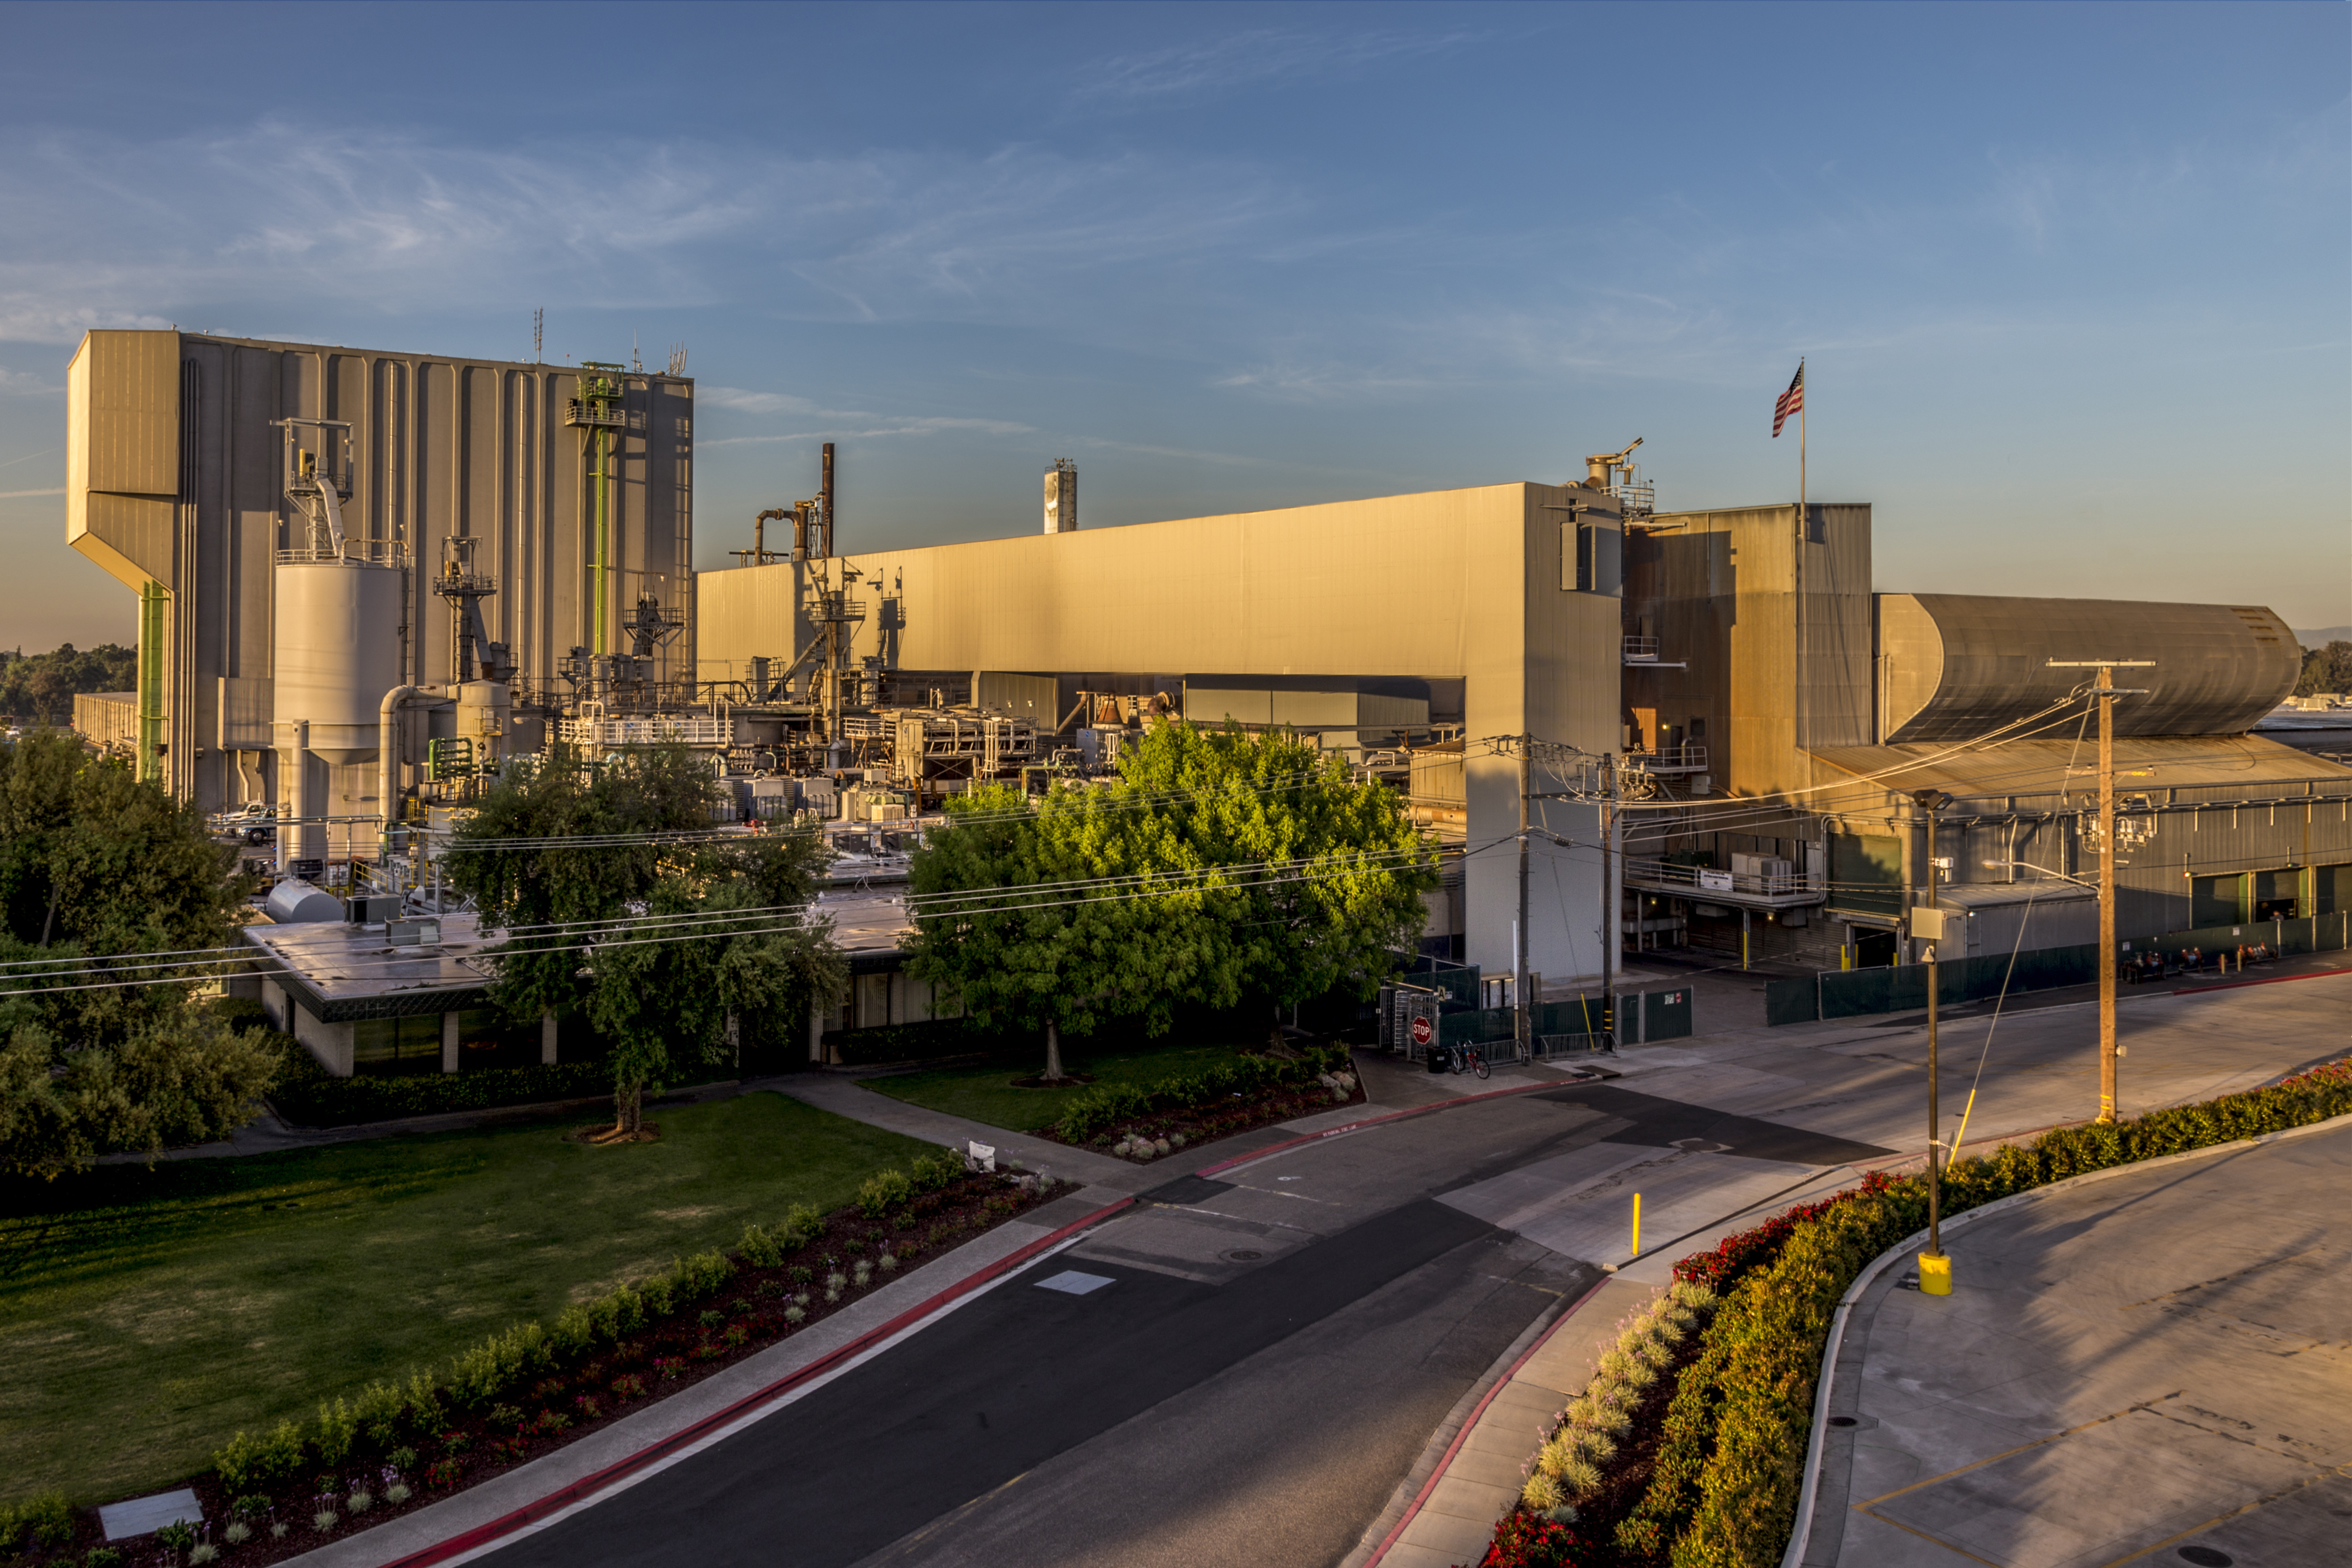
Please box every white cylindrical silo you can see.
[274,560,407,764]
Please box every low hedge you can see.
[209,1142,969,1495]
[265,1053,628,1127]
[825,1018,1002,1067]
[1465,1057,2352,1568]
[1053,1044,1350,1142]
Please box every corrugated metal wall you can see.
[102,332,691,812]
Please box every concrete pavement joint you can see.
[1780,1107,2352,1568]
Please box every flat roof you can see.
[1806,734,2352,811]
[246,892,917,1021]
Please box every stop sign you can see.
[1410,1015,1433,1047]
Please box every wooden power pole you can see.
[2048,659,2153,1125]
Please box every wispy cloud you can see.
[0,121,1294,343]
[702,415,1035,448]
[1075,26,1489,102]
[0,488,66,499]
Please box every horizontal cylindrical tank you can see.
[263,878,345,924]
[1878,594,2300,741]
[275,560,406,763]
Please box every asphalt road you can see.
[466,970,2345,1568]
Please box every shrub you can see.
[188,1544,220,1566]
[910,1147,961,1191]
[857,1168,913,1217]
[18,1492,71,1548]
[780,1203,824,1249]
[84,1550,124,1568]
[314,1396,359,1466]
[267,1056,626,1128]
[448,1322,551,1410]
[1611,1057,2352,1567]
[738,1221,784,1268]
[677,1249,734,1300]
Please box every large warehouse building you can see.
[696,480,1630,985]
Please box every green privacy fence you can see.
[1767,910,2352,1026]
[1437,988,1694,1048]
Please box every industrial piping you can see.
[380,685,421,833]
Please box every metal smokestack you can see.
[820,442,835,559]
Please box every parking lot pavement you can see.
[1804,1120,2351,1568]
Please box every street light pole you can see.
[1912,789,1952,1293]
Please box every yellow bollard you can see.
[1631,1193,1642,1259]
[1919,1251,1953,1295]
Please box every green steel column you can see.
[137,581,166,784]
[592,424,610,656]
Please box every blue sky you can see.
[0,0,2345,649]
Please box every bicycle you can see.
[1447,1041,1492,1080]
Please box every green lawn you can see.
[0,1092,935,1506]
[862,1041,1255,1132]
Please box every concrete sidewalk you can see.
[1800,1120,2352,1568]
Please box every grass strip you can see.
[0,1092,935,1507]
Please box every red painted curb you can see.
[377,1194,1138,1568]
[1190,1074,1578,1179]
[1363,1275,1614,1568]
[2171,965,2351,997]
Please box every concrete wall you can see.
[64,330,694,812]
[698,481,1624,981]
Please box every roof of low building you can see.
[1804,733,2352,813]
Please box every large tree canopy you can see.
[906,721,1437,1074]
[446,745,842,1134]
[0,734,275,1178]
[0,643,138,726]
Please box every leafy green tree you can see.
[586,865,843,1135]
[0,643,139,726]
[1116,721,1439,1042]
[906,722,1435,1072]
[2295,639,2352,697]
[446,744,841,1134]
[0,1004,282,1179]
[905,781,1235,1081]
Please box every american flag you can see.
[1773,362,1805,438]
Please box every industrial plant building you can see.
[65,328,695,867]
[59,324,2352,1074]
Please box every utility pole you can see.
[2048,660,2153,1124]
[1517,734,1532,1058]
[1600,755,1618,1049]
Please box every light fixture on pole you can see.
[1911,789,1956,1296]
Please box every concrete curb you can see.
[1778,1107,2352,1568]
[1352,1275,1611,1568]
[282,1193,1137,1568]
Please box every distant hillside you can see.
[2296,626,2352,649]
[0,643,139,726]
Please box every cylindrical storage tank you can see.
[456,680,513,766]
[274,561,407,763]
[263,878,346,924]
[1877,595,2302,741]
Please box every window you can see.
[1565,521,1621,595]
